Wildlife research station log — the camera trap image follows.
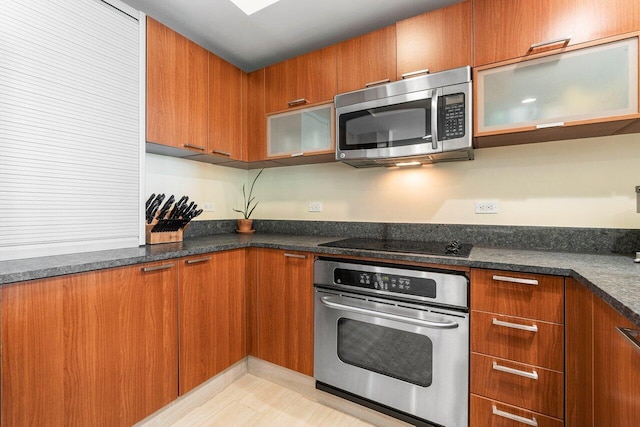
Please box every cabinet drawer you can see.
[471,394,564,427]
[471,269,564,324]
[471,353,564,419]
[471,311,564,371]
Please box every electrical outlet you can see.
[308,201,323,213]
[203,202,215,212]
[475,200,498,214]
[636,186,640,213]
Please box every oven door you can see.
[314,288,469,427]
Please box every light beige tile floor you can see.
[170,374,375,427]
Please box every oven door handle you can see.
[319,296,460,329]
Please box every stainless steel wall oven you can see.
[314,258,469,427]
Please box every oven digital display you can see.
[334,268,436,298]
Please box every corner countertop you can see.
[1,233,639,327]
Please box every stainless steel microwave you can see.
[334,66,473,168]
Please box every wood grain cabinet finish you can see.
[396,0,472,79]
[179,250,246,395]
[146,17,208,152]
[473,0,640,66]
[471,395,564,427]
[265,46,337,114]
[242,69,267,162]
[209,53,243,160]
[254,248,314,376]
[1,261,179,427]
[336,25,397,93]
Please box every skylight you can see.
[230,0,281,15]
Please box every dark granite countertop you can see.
[1,233,639,327]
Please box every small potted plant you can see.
[234,168,264,233]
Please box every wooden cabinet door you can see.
[209,53,243,160]
[179,250,246,394]
[265,46,337,114]
[242,69,267,162]
[593,295,640,426]
[396,0,471,79]
[255,249,313,375]
[336,25,396,93]
[146,17,208,151]
[2,261,179,426]
[473,0,640,66]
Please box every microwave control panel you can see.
[440,93,465,140]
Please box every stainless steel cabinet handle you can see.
[185,256,212,264]
[536,121,565,129]
[492,405,538,427]
[528,35,572,52]
[492,318,538,332]
[284,253,307,259]
[492,361,538,380]
[141,263,174,272]
[320,296,459,329]
[182,143,206,151]
[212,149,231,156]
[290,152,304,157]
[492,275,539,286]
[401,69,429,79]
[365,78,391,88]
[287,98,308,107]
[616,327,640,353]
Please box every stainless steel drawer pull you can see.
[182,143,206,151]
[212,149,231,156]
[492,361,538,380]
[529,35,572,51]
[141,263,174,272]
[492,318,538,332]
[536,121,565,129]
[290,152,304,157]
[492,405,538,427]
[616,327,640,353]
[284,253,307,259]
[287,98,308,107]
[492,275,539,286]
[186,256,212,264]
[365,78,391,87]
[401,69,429,79]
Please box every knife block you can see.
[145,222,189,245]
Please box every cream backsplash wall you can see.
[146,133,640,228]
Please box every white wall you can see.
[146,133,640,228]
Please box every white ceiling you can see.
[120,0,462,72]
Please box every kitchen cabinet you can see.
[473,0,640,67]
[146,17,208,152]
[267,103,334,158]
[475,34,640,146]
[1,261,178,426]
[254,248,314,376]
[396,0,472,79]
[209,53,243,160]
[336,25,396,93]
[566,278,640,426]
[179,250,246,395]
[470,269,565,426]
[242,69,267,162]
[264,46,337,114]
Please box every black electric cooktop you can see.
[318,238,472,258]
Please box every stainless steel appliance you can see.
[314,259,469,427]
[334,66,473,168]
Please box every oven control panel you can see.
[334,268,436,299]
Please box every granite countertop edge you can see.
[1,233,639,327]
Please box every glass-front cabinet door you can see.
[476,35,639,135]
[267,103,334,157]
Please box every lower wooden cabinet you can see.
[471,395,563,427]
[252,248,314,376]
[179,250,247,394]
[1,261,179,426]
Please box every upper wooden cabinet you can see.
[396,0,472,79]
[209,53,243,160]
[336,25,397,93]
[146,17,208,152]
[265,46,337,114]
[473,0,640,67]
[242,69,267,162]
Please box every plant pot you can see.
[237,219,254,234]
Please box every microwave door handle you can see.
[319,296,459,329]
[430,89,439,150]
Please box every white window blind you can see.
[0,0,144,261]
